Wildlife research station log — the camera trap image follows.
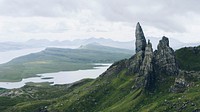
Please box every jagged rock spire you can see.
[154,36,179,76]
[101,23,180,92]
[157,36,169,49]
[139,40,155,91]
[135,22,146,53]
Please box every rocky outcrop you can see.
[101,22,180,92]
[154,36,179,76]
[140,40,155,91]
[131,24,179,91]
[127,51,145,74]
[140,40,154,77]
[135,22,146,53]
[100,59,128,77]
[170,77,187,93]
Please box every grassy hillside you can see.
[175,45,200,71]
[0,45,200,112]
[0,45,132,82]
[80,43,134,54]
[1,67,200,112]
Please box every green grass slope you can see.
[1,66,200,112]
[175,45,200,71]
[0,45,132,82]
[0,45,200,112]
[80,43,134,54]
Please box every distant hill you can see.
[0,38,134,51]
[79,43,133,54]
[1,37,199,52]
[0,44,132,82]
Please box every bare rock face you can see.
[140,40,154,76]
[129,25,179,91]
[154,36,179,76]
[100,23,180,92]
[127,22,147,77]
[135,22,146,53]
[127,51,145,74]
[139,40,155,91]
[170,77,187,93]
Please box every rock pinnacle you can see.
[135,22,146,53]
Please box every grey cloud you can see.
[0,0,200,33]
[0,0,89,17]
[21,22,69,33]
[21,24,41,33]
[97,0,200,32]
[1,0,200,18]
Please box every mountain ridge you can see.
[0,36,198,52]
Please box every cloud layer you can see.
[0,0,199,42]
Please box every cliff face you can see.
[133,23,179,91]
[102,22,179,92]
[140,40,155,91]
[154,36,179,76]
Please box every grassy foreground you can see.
[0,69,200,112]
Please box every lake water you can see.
[0,46,78,64]
[0,48,45,64]
[0,64,111,89]
[0,47,111,89]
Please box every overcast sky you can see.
[0,0,200,43]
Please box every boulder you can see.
[170,77,187,93]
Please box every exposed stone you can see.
[125,22,147,75]
[140,40,154,76]
[100,23,181,92]
[139,40,155,91]
[135,22,146,53]
[154,36,179,76]
[127,51,144,74]
[170,77,187,93]
[100,59,128,77]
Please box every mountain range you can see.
[0,36,199,52]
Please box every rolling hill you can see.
[0,44,133,82]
